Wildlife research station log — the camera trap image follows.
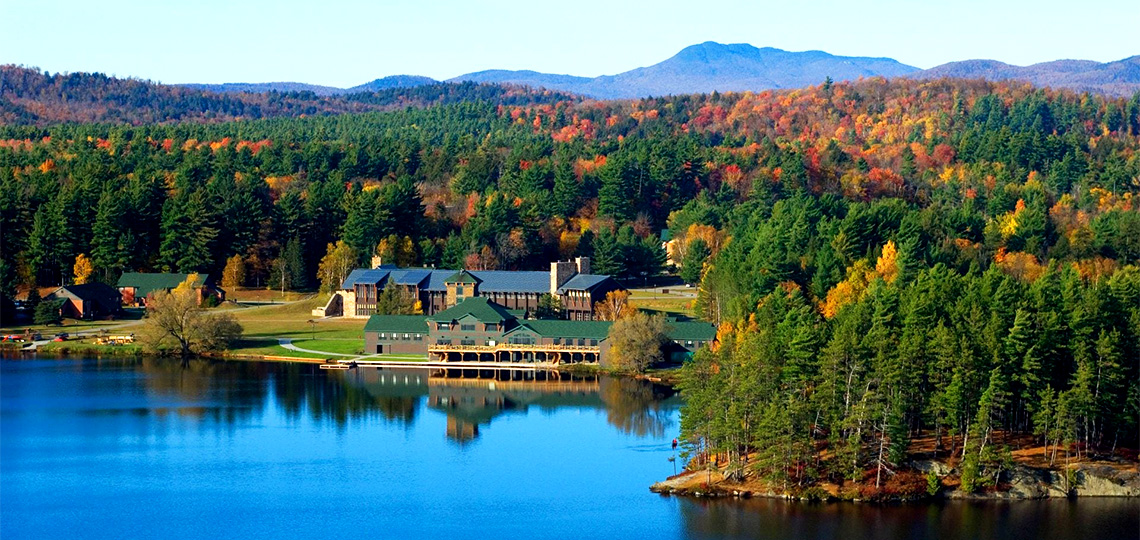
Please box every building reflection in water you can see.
[99,357,678,443]
[342,367,679,443]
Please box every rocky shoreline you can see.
[651,461,1140,502]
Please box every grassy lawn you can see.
[629,295,695,317]
[221,296,365,359]
[290,338,364,355]
[37,340,144,355]
[225,287,311,303]
[227,295,365,339]
[1,308,146,335]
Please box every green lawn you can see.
[629,296,695,317]
[1,308,145,335]
[290,338,364,355]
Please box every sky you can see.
[2,0,1137,88]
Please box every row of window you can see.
[378,333,424,341]
[438,322,499,331]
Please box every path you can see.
[275,338,359,357]
[21,318,147,351]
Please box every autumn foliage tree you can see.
[72,254,94,285]
[317,241,357,293]
[221,255,246,288]
[594,289,636,321]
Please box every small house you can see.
[117,272,225,307]
[46,283,125,320]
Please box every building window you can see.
[484,323,496,331]
[553,338,561,345]
[589,339,597,346]
[460,324,476,332]
[414,334,422,341]
[460,339,475,346]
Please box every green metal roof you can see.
[666,321,717,341]
[511,320,613,340]
[117,272,208,298]
[427,297,515,323]
[364,315,429,334]
[443,270,481,284]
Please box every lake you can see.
[2,357,1137,539]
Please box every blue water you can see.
[2,358,1137,539]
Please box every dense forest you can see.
[0,65,574,124]
[1,76,1138,490]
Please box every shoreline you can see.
[651,460,1140,503]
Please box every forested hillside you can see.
[0,65,574,124]
[1,78,1138,489]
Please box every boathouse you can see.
[364,297,716,368]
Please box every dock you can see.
[336,359,563,371]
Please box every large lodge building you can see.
[326,257,621,320]
[364,297,716,368]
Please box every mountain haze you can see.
[181,75,440,96]
[169,42,1138,100]
[915,56,1140,97]
[450,42,920,98]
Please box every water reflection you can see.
[338,367,679,443]
[677,497,1140,540]
[83,357,679,443]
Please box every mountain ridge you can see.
[170,42,1139,99]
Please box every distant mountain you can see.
[179,75,440,96]
[0,66,568,125]
[915,56,1140,97]
[449,42,920,99]
[347,75,438,93]
[168,43,1139,102]
[179,81,346,96]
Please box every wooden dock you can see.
[336,359,563,371]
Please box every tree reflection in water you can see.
[123,358,679,441]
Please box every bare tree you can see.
[606,312,669,373]
[142,275,242,360]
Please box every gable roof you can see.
[468,270,549,293]
[52,283,123,309]
[444,270,481,284]
[511,320,613,340]
[427,297,516,323]
[339,266,621,295]
[364,315,429,334]
[666,321,718,341]
[557,274,613,293]
[342,268,391,289]
[117,273,209,298]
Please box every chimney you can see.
[371,255,384,269]
[550,261,576,295]
[575,256,591,275]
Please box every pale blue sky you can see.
[1,0,1136,87]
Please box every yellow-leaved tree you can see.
[73,254,94,285]
[221,255,246,288]
[317,241,358,293]
[594,290,636,321]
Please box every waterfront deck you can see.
[339,359,560,371]
[427,343,601,364]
